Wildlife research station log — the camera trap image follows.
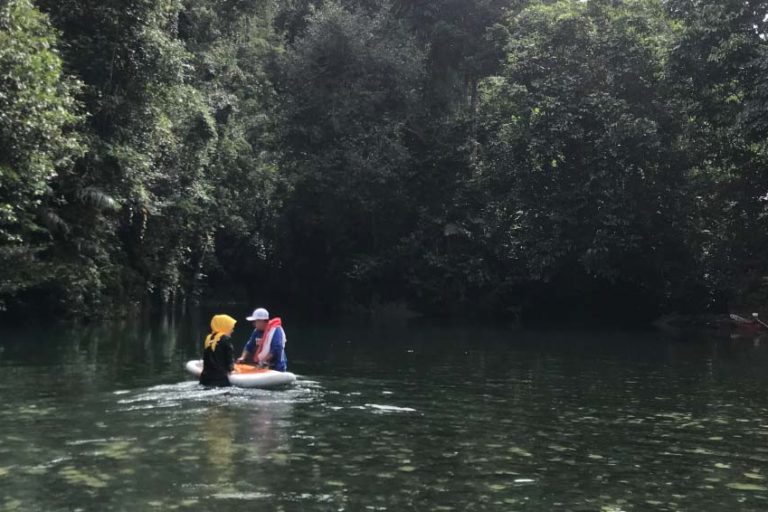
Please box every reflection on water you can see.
[204,408,236,480]
[1,313,768,510]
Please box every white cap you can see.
[246,308,269,321]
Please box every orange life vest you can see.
[254,317,282,362]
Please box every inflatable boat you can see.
[185,360,297,389]
[729,313,767,333]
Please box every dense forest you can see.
[1,0,767,323]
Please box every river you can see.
[1,312,768,511]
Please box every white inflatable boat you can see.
[185,360,296,389]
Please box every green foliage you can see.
[476,0,704,318]
[178,0,284,294]
[3,0,768,322]
[665,0,768,307]
[0,0,82,309]
[27,0,221,312]
[276,3,425,310]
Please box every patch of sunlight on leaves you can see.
[0,467,9,477]
[486,483,508,492]
[744,473,766,481]
[398,466,416,472]
[714,463,730,469]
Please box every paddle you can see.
[752,313,768,329]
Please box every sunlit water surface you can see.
[1,313,768,511]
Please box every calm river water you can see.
[1,312,768,511]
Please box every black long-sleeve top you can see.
[199,336,234,387]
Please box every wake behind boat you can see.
[185,360,296,389]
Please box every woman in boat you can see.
[199,314,237,387]
[237,307,288,372]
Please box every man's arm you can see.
[237,330,260,362]
[268,328,284,365]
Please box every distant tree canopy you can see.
[1,0,768,323]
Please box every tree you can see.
[5,0,768,322]
[386,0,515,317]
[666,0,768,307]
[178,0,284,300]
[276,3,424,312]
[35,0,219,312]
[0,0,82,311]
[477,0,702,322]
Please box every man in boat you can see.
[236,307,288,372]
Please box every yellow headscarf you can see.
[204,314,237,351]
